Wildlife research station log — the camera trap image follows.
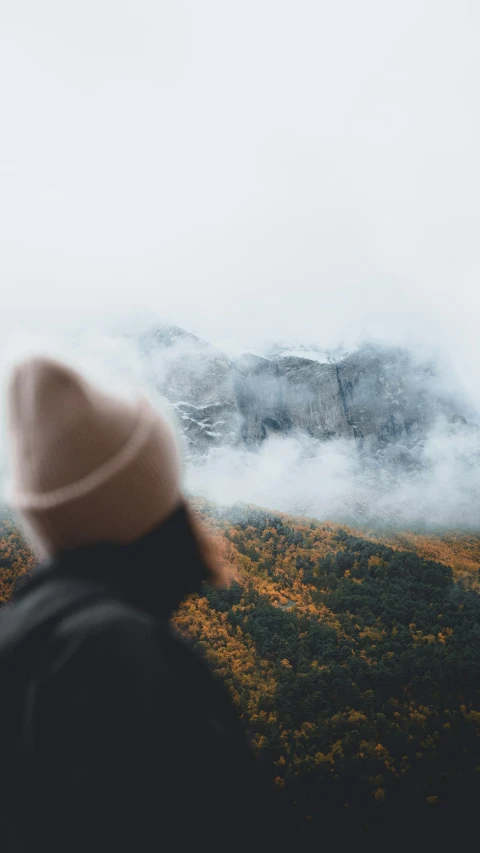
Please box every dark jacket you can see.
[0,507,291,852]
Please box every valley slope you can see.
[2,507,480,851]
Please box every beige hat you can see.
[4,355,182,560]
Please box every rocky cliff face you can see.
[134,326,472,457]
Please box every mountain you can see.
[133,325,476,461]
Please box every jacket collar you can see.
[13,504,208,624]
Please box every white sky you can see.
[1,1,479,404]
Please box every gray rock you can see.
[132,326,474,460]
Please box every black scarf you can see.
[12,503,209,623]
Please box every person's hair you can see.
[181,503,231,588]
[144,500,230,589]
[109,501,232,615]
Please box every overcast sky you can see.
[1,1,479,404]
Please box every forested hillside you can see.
[1,507,480,851]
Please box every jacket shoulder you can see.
[47,593,170,692]
[53,594,157,646]
[33,594,175,788]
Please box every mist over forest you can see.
[1,320,478,533]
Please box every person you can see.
[0,355,291,852]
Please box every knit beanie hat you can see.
[3,355,182,560]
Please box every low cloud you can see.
[1,324,479,533]
[186,419,480,532]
